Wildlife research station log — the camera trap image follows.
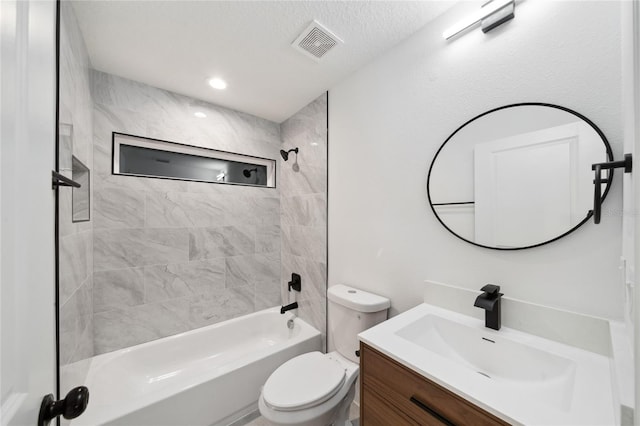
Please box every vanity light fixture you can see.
[208,77,227,90]
[443,0,515,40]
[194,112,207,118]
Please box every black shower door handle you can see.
[38,386,89,426]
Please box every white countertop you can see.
[359,303,616,426]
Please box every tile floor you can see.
[238,402,360,426]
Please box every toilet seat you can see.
[262,351,346,411]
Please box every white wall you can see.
[621,1,636,333]
[329,1,624,320]
[623,1,640,420]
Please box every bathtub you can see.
[67,307,322,426]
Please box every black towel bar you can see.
[52,170,81,189]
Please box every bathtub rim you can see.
[66,306,321,425]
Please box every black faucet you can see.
[280,302,298,314]
[474,284,503,330]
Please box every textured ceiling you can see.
[71,1,455,123]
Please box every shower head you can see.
[243,168,257,178]
[280,147,299,161]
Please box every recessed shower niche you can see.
[59,123,91,222]
[113,133,276,188]
[72,156,90,222]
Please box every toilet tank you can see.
[328,285,390,363]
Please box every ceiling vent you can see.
[292,20,343,61]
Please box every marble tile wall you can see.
[58,1,94,394]
[90,71,283,354]
[280,94,328,348]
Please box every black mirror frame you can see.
[426,102,614,251]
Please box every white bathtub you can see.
[67,307,322,426]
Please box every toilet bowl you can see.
[259,351,357,426]
[259,285,390,426]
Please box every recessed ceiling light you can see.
[208,77,227,90]
[194,112,207,118]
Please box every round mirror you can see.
[427,103,613,250]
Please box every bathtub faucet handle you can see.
[288,273,301,292]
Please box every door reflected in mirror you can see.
[427,103,613,250]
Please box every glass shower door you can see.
[57,1,95,423]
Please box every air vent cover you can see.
[292,20,343,61]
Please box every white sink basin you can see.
[395,314,576,410]
[359,303,615,426]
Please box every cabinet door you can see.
[362,384,421,426]
[360,343,510,426]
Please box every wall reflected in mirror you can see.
[427,104,612,250]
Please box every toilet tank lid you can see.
[327,285,390,313]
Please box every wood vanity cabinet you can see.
[360,343,510,426]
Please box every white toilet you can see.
[259,284,390,426]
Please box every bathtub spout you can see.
[280,302,298,314]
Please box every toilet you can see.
[259,284,390,426]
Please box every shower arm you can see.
[280,147,299,161]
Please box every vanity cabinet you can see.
[360,343,510,426]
